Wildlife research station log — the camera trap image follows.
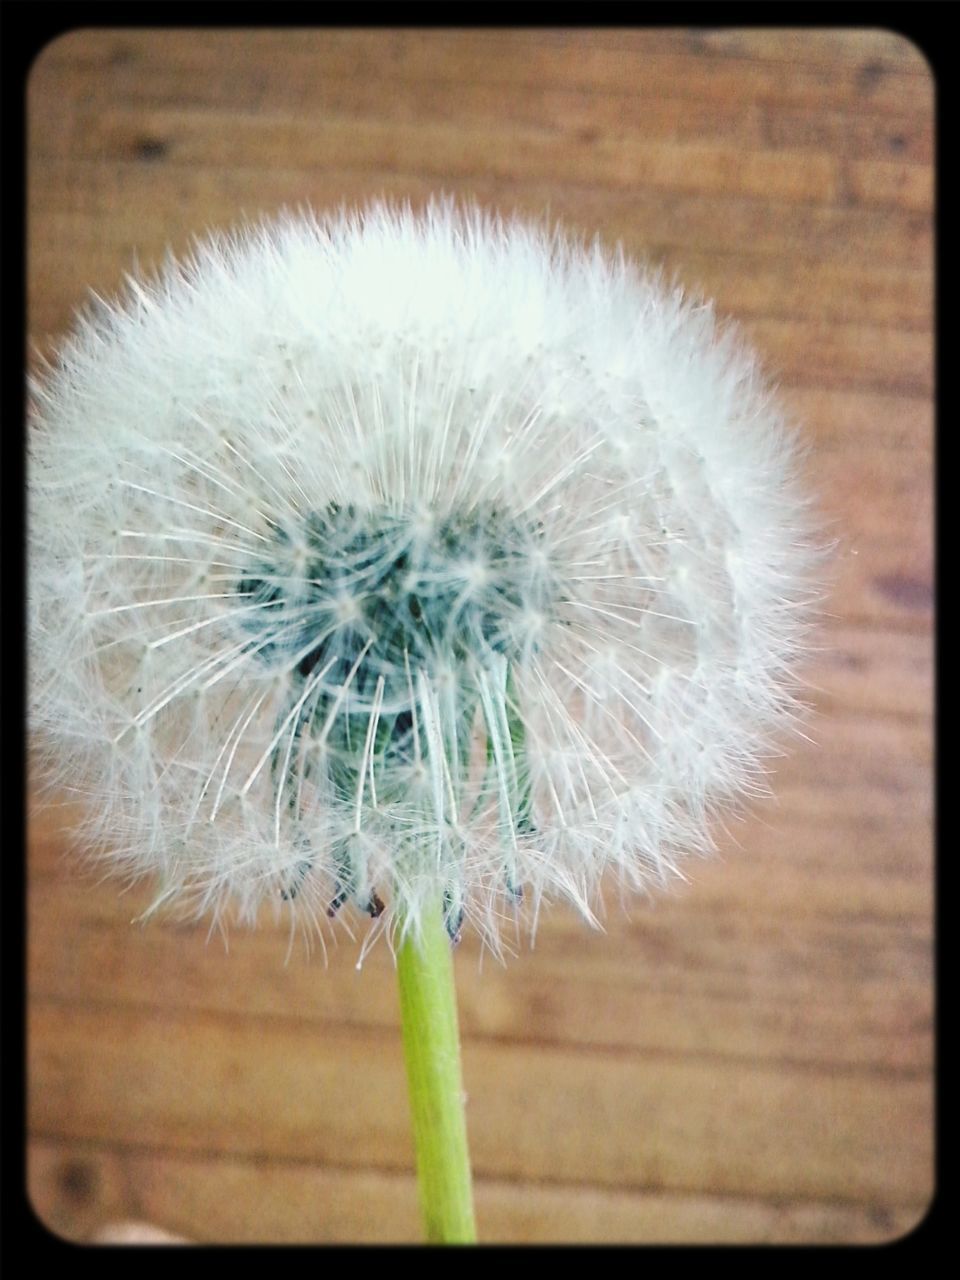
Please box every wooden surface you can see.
[26,29,934,1245]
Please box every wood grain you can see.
[27,28,933,1245]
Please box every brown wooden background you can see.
[26,28,934,1245]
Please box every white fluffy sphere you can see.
[28,199,819,952]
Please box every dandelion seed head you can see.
[28,198,822,954]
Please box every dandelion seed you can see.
[28,198,822,954]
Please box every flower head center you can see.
[235,501,558,696]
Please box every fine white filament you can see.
[28,199,820,953]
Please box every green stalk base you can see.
[396,900,477,1244]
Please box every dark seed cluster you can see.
[236,501,556,693]
[234,502,558,929]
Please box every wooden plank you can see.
[28,1001,932,1205]
[26,67,768,154]
[813,625,930,719]
[783,388,932,451]
[28,67,934,170]
[846,157,935,212]
[715,434,931,632]
[27,165,934,272]
[28,1138,929,1244]
[814,453,932,625]
[33,29,933,116]
[821,566,932,634]
[667,256,932,331]
[762,106,932,164]
[29,99,933,217]
[35,26,929,72]
[774,712,931,810]
[27,876,932,1076]
[624,28,929,70]
[743,316,932,396]
[31,105,845,207]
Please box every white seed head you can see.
[28,198,822,954]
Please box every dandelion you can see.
[28,198,821,1242]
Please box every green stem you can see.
[396,898,477,1244]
